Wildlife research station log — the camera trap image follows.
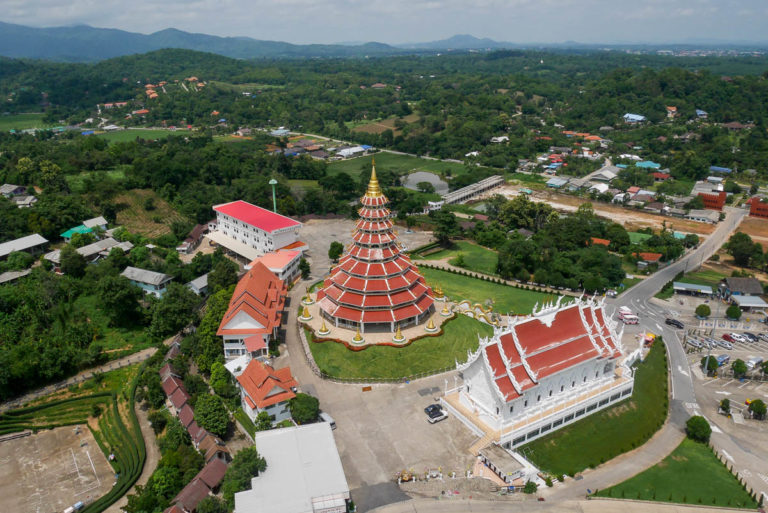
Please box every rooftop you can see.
[121,266,172,286]
[0,233,48,258]
[213,200,301,233]
[247,250,301,272]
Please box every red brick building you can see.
[749,197,768,219]
[698,191,727,211]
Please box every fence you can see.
[297,322,456,385]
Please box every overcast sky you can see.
[3,0,767,45]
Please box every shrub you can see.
[695,304,711,318]
[523,481,538,494]
[686,415,712,443]
[725,305,742,320]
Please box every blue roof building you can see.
[696,109,708,118]
[546,177,568,188]
[709,166,732,174]
[61,225,93,241]
[635,161,661,169]
[623,113,646,123]
[270,129,290,137]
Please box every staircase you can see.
[469,430,499,455]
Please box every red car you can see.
[722,333,735,342]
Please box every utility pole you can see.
[269,178,278,213]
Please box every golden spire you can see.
[365,158,383,197]
[320,319,328,332]
[395,324,403,339]
[302,306,310,318]
[441,304,450,314]
[427,318,435,330]
[353,328,363,342]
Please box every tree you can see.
[149,283,200,338]
[208,259,238,293]
[299,257,311,279]
[726,232,762,268]
[97,275,143,327]
[288,393,319,424]
[700,356,718,375]
[695,304,711,318]
[328,241,344,262]
[210,361,238,399]
[150,465,182,500]
[255,411,273,431]
[732,359,748,378]
[453,253,467,268]
[749,399,766,420]
[60,244,86,277]
[416,181,435,194]
[523,481,538,494]
[194,394,229,438]
[725,304,742,320]
[431,210,459,246]
[719,398,730,415]
[221,446,267,509]
[196,496,228,513]
[686,415,712,443]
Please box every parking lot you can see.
[683,327,767,381]
[0,425,114,513]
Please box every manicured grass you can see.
[420,241,499,275]
[595,438,757,508]
[418,266,555,315]
[96,129,179,143]
[682,269,728,287]
[521,338,669,477]
[0,113,53,131]
[234,407,256,438]
[628,232,653,244]
[327,152,482,178]
[308,314,493,380]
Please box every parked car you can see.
[426,406,448,424]
[742,332,759,343]
[758,333,768,342]
[665,318,684,329]
[688,339,703,349]
[319,411,336,430]
[722,333,735,343]
[746,357,764,370]
[424,404,441,416]
[716,354,730,366]
[731,333,748,343]
[716,339,733,350]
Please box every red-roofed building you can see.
[633,252,663,267]
[748,197,768,219]
[236,359,297,424]
[456,298,633,449]
[218,262,287,360]
[246,250,301,282]
[590,237,610,247]
[208,200,303,262]
[173,478,211,513]
[698,191,727,211]
[316,163,434,334]
[652,172,670,182]
[169,387,190,412]
[198,458,228,490]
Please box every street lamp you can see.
[269,179,278,213]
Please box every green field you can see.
[96,129,179,143]
[74,294,153,355]
[419,266,554,315]
[522,339,669,477]
[628,232,653,244]
[288,179,322,195]
[0,113,53,131]
[234,407,257,438]
[595,439,757,508]
[419,241,499,275]
[682,269,728,287]
[308,314,493,380]
[66,168,127,192]
[328,152,479,178]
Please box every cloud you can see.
[1,0,766,44]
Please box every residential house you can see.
[169,387,190,413]
[0,184,26,197]
[719,277,764,298]
[634,252,663,268]
[336,146,366,158]
[173,478,212,513]
[0,269,32,285]
[623,113,646,123]
[44,238,130,269]
[121,266,173,297]
[643,202,666,214]
[60,225,93,242]
[490,136,509,143]
[666,106,677,118]
[0,234,49,260]
[709,166,732,174]
[685,209,720,224]
[696,109,708,119]
[233,424,350,513]
[176,224,208,254]
[590,237,610,247]
[198,458,228,490]
[652,172,670,182]
[198,435,230,463]
[217,262,287,360]
[12,195,37,208]
[235,358,297,424]
[186,274,209,296]
[82,216,108,231]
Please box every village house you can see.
[0,234,49,260]
[121,266,173,297]
[235,358,298,425]
[245,250,302,283]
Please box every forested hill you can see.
[0,21,407,62]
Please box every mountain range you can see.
[0,22,523,62]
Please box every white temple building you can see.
[444,296,640,451]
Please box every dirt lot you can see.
[738,216,768,250]
[489,185,716,236]
[0,426,114,513]
[353,114,420,136]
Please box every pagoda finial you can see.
[365,159,382,197]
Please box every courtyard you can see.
[0,425,114,513]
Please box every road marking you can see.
[758,473,768,485]
[742,469,752,477]
[86,449,100,487]
[684,402,698,411]
[723,379,736,387]
[721,449,734,462]
[715,391,732,395]
[702,379,717,386]
[71,448,81,478]
[655,323,663,332]
[738,381,750,389]
[676,365,689,377]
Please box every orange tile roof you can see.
[590,237,610,247]
[279,240,307,251]
[248,250,300,272]
[217,262,287,337]
[236,359,297,409]
[634,252,663,262]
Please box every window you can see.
[599,398,609,406]
[496,407,499,415]
[526,429,540,439]
[575,409,585,417]
[621,388,632,397]
[513,436,526,446]
[509,405,514,413]
[595,371,599,378]
[552,418,563,427]
[537,395,541,402]
[540,424,551,432]
[560,385,564,392]
[549,390,552,397]
[587,403,597,411]
[524,400,528,407]
[564,414,574,422]
[583,376,587,383]
[571,381,575,388]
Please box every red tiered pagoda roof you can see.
[317,162,434,328]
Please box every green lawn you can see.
[308,314,493,380]
[521,338,669,477]
[595,438,757,508]
[328,152,481,178]
[617,277,643,295]
[0,113,53,131]
[96,129,179,143]
[628,232,653,244]
[682,269,727,287]
[234,407,256,438]
[418,266,555,315]
[420,241,499,275]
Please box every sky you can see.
[2,0,768,45]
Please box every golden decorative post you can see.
[353,328,363,343]
[318,319,330,335]
[425,317,438,332]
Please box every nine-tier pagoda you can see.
[316,162,435,334]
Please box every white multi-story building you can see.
[445,297,639,450]
[207,200,305,262]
